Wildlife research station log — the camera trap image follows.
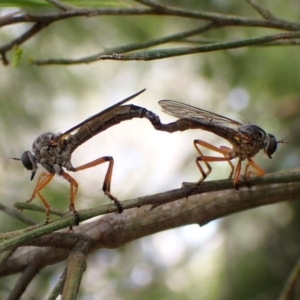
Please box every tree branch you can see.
[0,169,299,276]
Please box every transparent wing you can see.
[56,88,146,142]
[159,100,243,135]
[64,89,146,136]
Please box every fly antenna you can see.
[277,137,287,144]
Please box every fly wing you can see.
[57,88,146,140]
[158,99,243,138]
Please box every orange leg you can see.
[233,159,242,188]
[194,140,235,184]
[70,156,123,213]
[36,192,52,223]
[27,172,55,223]
[219,146,235,179]
[244,158,265,180]
[60,170,79,225]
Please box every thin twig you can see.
[7,264,40,300]
[0,9,22,23]
[245,0,277,20]
[0,5,299,31]
[278,256,300,300]
[33,29,300,66]
[1,2,300,64]
[48,268,66,300]
[46,0,77,11]
[134,0,299,30]
[0,21,51,54]
[0,203,37,226]
[180,38,300,46]
[0,8,155,27]
[99,31,300,61]
[32,23,219,65]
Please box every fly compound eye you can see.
[265,134,277,158]
[258,130,265,138]
[250,125,266,140]
[21,151,34,170]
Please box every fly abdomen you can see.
[152,118,206,133]
[101,104,144,126]
[72,104,160,150]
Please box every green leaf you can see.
[11,46,23,67]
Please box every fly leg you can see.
[219,146,235,179]
[244,158,265,187]
[27,172,55,224]
[194,140,235,184]
[232,159,242,189]
[60,170,80,227]
[70,156,123,214]
[219,146,242,189]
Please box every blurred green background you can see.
[1,1,300,299]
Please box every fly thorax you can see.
[65,134,80,149]
[237,125,268,158]
[60,144,74,169]
[31,132,68,174]
[32,132,60,154]
[243,125,266,143]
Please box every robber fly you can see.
[13,89,161,224]
[154,100,283,187]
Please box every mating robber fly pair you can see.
[13,89,283,224]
